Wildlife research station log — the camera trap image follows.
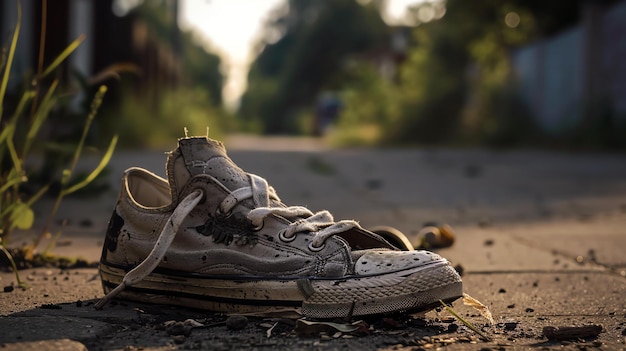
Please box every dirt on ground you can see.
[1,136,625,350]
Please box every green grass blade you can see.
[10,90,35,123]
[0,121,15,145]
[23,80,58,155]
[0,203,16,219]
[0,91,32,169]
[0,0,21,123]
[61,85,106,186]
[61,134,117,196]
[440,300,492,342]
[25,184,50,206]
[0,173,25,194]
[0,245,25,288]
[39,34,85,79]
[6,128,22,174]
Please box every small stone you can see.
[39,304,61,310]
[543,324,603,341]
[504,322,518,330]
[498,288,506,293]
[507,304,515,309]
[166,321,192,336]
[525,308,534,313]
[79,219,93,227]
[365,179,382,190]
[447,323,459,332]
[3,285,14,293]
[225,315,248,331]
[464,164,482,178]
[171,335,186,344]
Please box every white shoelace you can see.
[96,173,360,309]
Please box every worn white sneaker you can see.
[96,135,462,318]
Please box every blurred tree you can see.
[240,0,390,134]
[242,0,615,144]
[386,0,586,145]
[180,30,224,106]
[134,1,224,106]
[94,0,229,148]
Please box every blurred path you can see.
[25,135,626,264]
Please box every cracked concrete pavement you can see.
[1,135,625,350]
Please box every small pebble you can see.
[171,335,186,344]
[226,315,248,331]
[3,285,14,293]
[166,322,192,336]
[504,322,518,330]
[39,304,61,310]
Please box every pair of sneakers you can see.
[96,135,462,319]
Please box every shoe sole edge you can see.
[99,260,462,318]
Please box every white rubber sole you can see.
[99,260,462,319]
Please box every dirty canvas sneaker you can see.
[96,135,462,318]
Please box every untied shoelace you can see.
[95,173,360,309]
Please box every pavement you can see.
[1,134,626,350]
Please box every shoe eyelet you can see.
[251,221,264,232]
[308,241,325,252]
[278,229,296,243]
[215,206,232,219]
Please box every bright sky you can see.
[178,0,425,110]
[178,0,283,110]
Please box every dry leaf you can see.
[295,319,359,336]
[463,293,494,325]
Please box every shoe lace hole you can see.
[251,221,264,232]
[215,207,232,219]
[278,229,296,242]
[308,241,325,252]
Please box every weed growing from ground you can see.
[0,0,117,286]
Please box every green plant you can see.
[108,84,225,148]
[0,0,117,286]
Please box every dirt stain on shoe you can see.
[104,211,124,253]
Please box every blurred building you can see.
[512,0,626,135]
[0,0,182,98]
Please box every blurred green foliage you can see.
[240,0,390,135]
[97,0,230,148]
[240,0,619,148]
[1,5,116,284]
[110,84,231,148]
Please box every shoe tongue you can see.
[167,136,251,200]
